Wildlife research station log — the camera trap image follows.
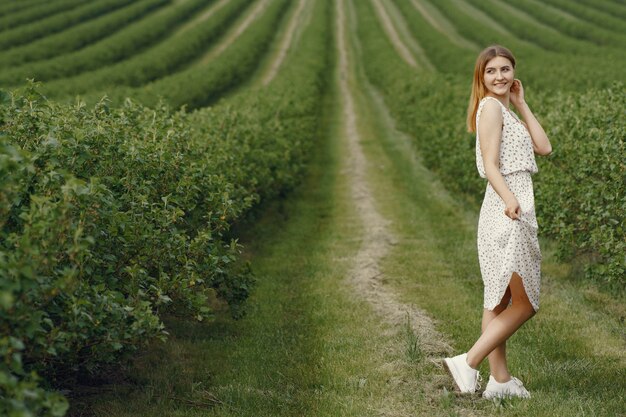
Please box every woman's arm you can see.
[510,79,552,155]
[478,100,521,220]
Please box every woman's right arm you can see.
[478,101,521,220]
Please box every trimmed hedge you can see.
[0,0,135,50]
[87,0,291,109]
[42,0,252,99]
[0,0,332,413]
[0,0,88,32]
[0,0,173,87]
[0,0,181,68]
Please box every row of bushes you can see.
[462,0,605,55]
[353,0,625,288]
[511,0,626,48]
[430,0,626,92]
[575,0,626,20]
[0,0,87,32]
[0,0,185,87]
[0,0,175,68]
[539,0,626,37]
[96,0,291,109]
[42,0,252,100]
[0,0,332,414]
[0,0,135,50]
[0,0,49,18]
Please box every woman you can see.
[443,44,552,399]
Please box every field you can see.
[0,0,624,416]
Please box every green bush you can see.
[0,0,171,87]
[0,0,332,411]
[0,0,178,68]
[535,84,625,288]
[0,0,135,50]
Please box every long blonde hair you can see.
[466,45,516,132]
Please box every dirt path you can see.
[369,0,419,68]
[377,0,437,72]
[409,0,478,50]
[173,0,232,37]
[338,0,450,366]
[198,0,271,65]
[260,0,308,85]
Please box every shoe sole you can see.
[482,390,531,400]
[443,357,472,394]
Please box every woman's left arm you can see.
[510,79,552,156]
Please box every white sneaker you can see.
[482,375,531,399]
[443,353,481,393]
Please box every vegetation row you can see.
[94,0,292,109]
[42,0,254,100]
[0,0,50,18]
[0,0,136,50]
[353,0,625,289]
[0,0,179,87]
[0,0,180,68]
[0,0,330,414]
[0,0,89,32]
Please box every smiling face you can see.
[483,55,514,98]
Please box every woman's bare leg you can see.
[466,273,535,370]
[483,287,511,382]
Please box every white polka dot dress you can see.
[475,96,541,312]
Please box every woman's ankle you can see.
[465,352,480,370]
[491,372,512,383]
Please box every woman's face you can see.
[483,56,514,98]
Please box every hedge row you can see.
[462,0,599,55]
[0,0,178,87]
[352,0,625,288]
[85,0,291,110]
[510,0,626,48]
[0,0,49,18]
[43,0,252,99]
[540,0,626,34]
[424,0,626,91]
[562,0,626,22]
[0,0,87,32]
[0,0,135,50]
[0,0,178,68]
[0,0,332,414]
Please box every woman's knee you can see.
[512,299,536,322]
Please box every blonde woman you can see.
[443,45,552,399]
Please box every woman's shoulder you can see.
[477,96,504,119]
[479,96,505,108]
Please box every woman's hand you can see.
[504,196,521,220]
[510,79,525,109]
